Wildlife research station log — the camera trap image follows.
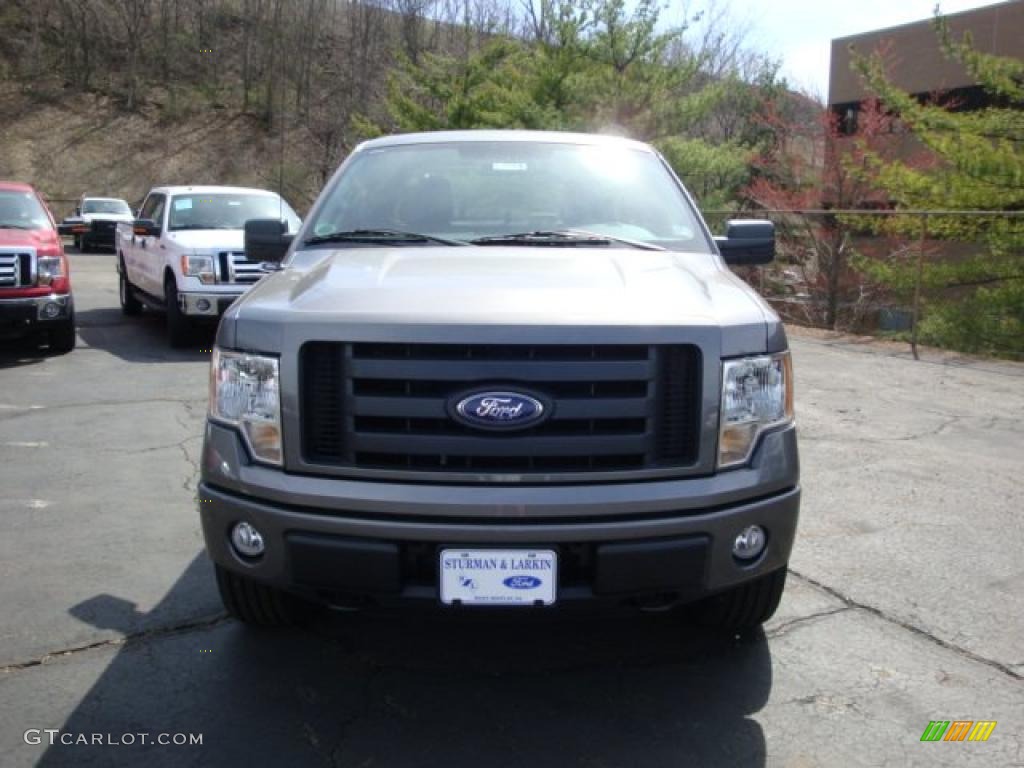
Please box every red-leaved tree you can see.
[743,96,909,329]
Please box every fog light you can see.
[196,298,211,312]
[41,302,61,319]
[732,525,766,561]
[231,521,265,558]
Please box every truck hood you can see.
[0,227,61,251]
[237,246,775,331]
[164,229,244,252]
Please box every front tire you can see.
[47,313,76,355]
[697,567,788,630]
[164,276,192,347]
[215,565,307,627]
[119,259,142,316]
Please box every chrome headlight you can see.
[718,351,794,468]
[181,253,216,284]
[210,348,282,465]
[37,256,64,286]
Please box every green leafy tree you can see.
[855,17,1024,358]
[383,0,776,207]
[387,40,559,131]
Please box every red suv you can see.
[0,182,75,353]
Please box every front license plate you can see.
[439,549,557,606]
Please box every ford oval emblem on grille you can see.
[451,390,547,430]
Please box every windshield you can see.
[168,193,301,232]
[0,190,51,230]
[82,199,131,215]
[307,141,711,252]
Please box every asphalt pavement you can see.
[1,249,1021,767]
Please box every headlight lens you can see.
[181,253,216,284]
[719,351,794,468]
[210,348,282,465]
[37,256,64,286]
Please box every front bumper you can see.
[199,423,800,609]
[0,293,72,339]
[179,291,244,317]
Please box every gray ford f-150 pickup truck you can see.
[199,130,799,629]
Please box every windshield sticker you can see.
[174,198,193,211]
[492,162,527,172]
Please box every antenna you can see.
[277,32,286,229]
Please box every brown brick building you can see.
[829,0,1024,134]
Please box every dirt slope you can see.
[0,84,306,218]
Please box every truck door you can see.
[133,193,166,296]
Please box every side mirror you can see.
[716,219,775,266]
[133,219,160,237]
[245,218,293,264]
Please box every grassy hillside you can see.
[0,83,304,218]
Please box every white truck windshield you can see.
[168,193,300,232]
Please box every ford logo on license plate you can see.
[503,576,542,589]
[450,390,548,430]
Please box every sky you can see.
[673,0,1008,99]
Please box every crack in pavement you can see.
[327,663,384,767]
[765,606,851,639]
[180,440,201,494]
[0,614,230,675]
[3,571,1017,692]
[0,396,207,422]
[789,569,1023,681]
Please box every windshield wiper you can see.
[470,229,664,251]
[304,229,467,246]
[0,223,35,230]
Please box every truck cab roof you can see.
[0,180,38,193]
[147,185,282,197]
[357,130,655,153]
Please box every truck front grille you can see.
[0,252,29,287]
[300,342,702,476]
[217,251,266,284]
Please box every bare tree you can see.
[109,0,151,110]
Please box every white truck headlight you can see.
[182,253,216,284]
[719,351,794,468]
[210,348,282,465]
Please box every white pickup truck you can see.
[116,185,301,346]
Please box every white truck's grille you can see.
[218,251,267,284]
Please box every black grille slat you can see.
[347,358,654,382]
[349,432,651,456]
[654,346,702,465]
[300,342,701,477]
[301,343,346,462]
[349,396,653,420]
[350,343,650,361]
[18,253,32,286]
